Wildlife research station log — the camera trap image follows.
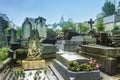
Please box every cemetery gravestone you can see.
[88,19,94,29]
[22,18,32,40]
[35,17,47,42]
[50,52,100,80]
[22,29,45,70]
[22,18,32,46]
[9,28,17,44]
[0,17,8,47]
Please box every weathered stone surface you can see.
[0,58,12,80]
[41,44,58,54]
[82,44,120,57]
[26,29,41,60]
[9,28,17,44]
[35,17,47,39]
[104,58,117,75]
[52,59,100,80]
[56,40,80,51]
[22,18,32,40]
[80,52,117,75]
[22,60,45,70]
[56,52,89,67]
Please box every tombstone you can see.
[49,52,100,80]
[22,18,32,40]
[81,44,119,75]
[88,19,94,29]
[8,28,17,44]
[21,18,32,47]
[22,29,45,70]
[0,17,8,47]
[35,17,47,42]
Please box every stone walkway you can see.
[101,72,120,80]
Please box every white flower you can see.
[69,77,75,80]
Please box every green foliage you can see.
[46,28,56,36]
[5,24,12,35]
[16,69,25,77]
[102,1,115,17]
[62,21,76,32]
[16,59,22,65]
[0,47,9,60]
[80,23,89,33]
[16,26,22,39]
[113,25,119,30]
[96,18,105,32]
[68,58,100,72]
[15,49,28,59]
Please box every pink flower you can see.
[96,63,100,69]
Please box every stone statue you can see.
[26,29,41,60]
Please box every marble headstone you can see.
[0,17,8,47]
[22,18,32,40]
[35,17,47,42]
[9,28,17,43]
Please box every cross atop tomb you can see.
[88,19,94,29]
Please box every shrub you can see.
[15,49,28,59]
[0,47,10,61]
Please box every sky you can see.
[0,0,110,26]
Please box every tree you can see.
[96,18,105,32]
[16,26,22,39]
[62,21,76,32]
[102,1,115,17]
[46,28,56,36]
[80,23,90,33]
[113,25,119,30]
[62,18,76,32]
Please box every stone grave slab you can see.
[41,44,58,54]
[52,59,100,80]
[56,52,89,67]
[0,58,12,80]
[80,51,117,75]
[41,44,58,59]
[82,44,120,57]
[56,40,80,51]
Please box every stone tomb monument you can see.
[22,29,45,70]
[22,18,32,46]
[0,17,8,47]
[35,16,47,42]
[22,17,47,47]
[8,28,17,44]
[80,44,120,75]
[49,52,100,80]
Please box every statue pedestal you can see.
[22,60,45,70]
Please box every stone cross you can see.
[88,19,94,29]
